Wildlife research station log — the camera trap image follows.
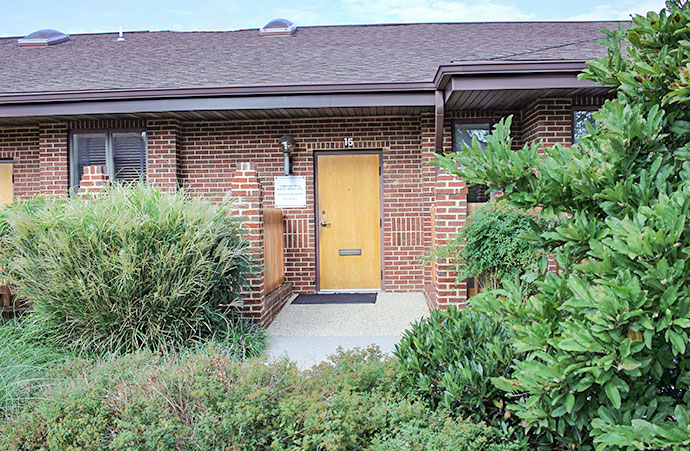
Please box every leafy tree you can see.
[433,2,690,449]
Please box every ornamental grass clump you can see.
[0,318,70,416]
[0,183,253,355]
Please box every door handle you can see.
[320,220,331,227]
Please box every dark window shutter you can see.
[112,132,146,183]
[76,134,106,188]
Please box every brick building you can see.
[0,21,617,324]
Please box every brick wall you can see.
[0,125,41,198]
[147,119,180,192]
[177,116,428,294]
[38,122,69,196]
[0,96,609,311]
[523,99,573,147]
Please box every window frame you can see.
[451,119,494,204]
[69,128,148,192]
[451,118,494,154]
[571,106,598,144]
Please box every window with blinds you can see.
[70,130,147,191]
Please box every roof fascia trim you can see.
[0,92,435,118]
[0,61,594,106]
[433,60,591,89]
[0,82,435,105]
[447,73,601,93]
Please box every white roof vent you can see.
[260,19,296,36]
[18,29,70,48]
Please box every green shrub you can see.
[371,411,522,451]
[433,2,690,448]
[428,200,548,289]
[0,347,522,450]
[395,307,518,432]
[0,319,71,416]
[0,183,253,354]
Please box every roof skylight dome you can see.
[260,19,297,36]
[18,29,70,48]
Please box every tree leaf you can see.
[604,381,621,409]
[564,393,575,414]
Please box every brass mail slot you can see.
[339,249,362,256]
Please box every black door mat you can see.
[292,293,377,305]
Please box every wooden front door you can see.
[316,152,382,291]
[0,162,13,206]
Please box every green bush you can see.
[433,2,690,448]
[0,183,253,354]
[371,411,522,451]
[395,307,519,433]
[429,200,548,289]
[0,347,522,450]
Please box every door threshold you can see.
[318,289,382,294]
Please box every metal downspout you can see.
[434,90,444,153]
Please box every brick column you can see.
[77,165,109,197]
[420,113,438,309]
[146,119,179,192]
[230,162,265,322]
[39,122,69,196]
[421,112,469,310]
[431,172,468,309]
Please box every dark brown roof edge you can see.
[0,81,435,105]
[0,60,604,118]
[0,92,435,118]
[0,60,592,106]
[433,60,590,89]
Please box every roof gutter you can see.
[0,92,435,118]
[433,60,590,89]
[0,81,435,105]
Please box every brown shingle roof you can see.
[0,21,623,94]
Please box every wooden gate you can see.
[264,208,285,294]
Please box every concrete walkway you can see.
[265,292,429,369]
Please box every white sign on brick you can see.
[274,176,306,208]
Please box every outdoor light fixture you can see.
[279,135,296,175]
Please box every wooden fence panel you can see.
[264,208,285,294]
[0,284,11,308]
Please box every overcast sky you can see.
[1,0,667,37]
